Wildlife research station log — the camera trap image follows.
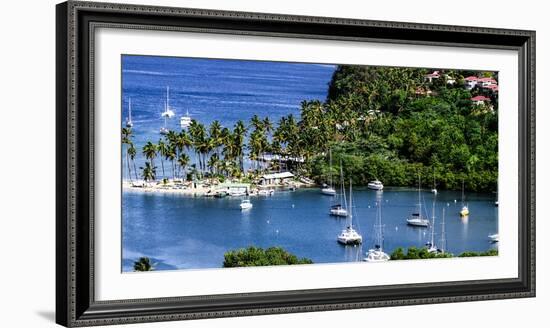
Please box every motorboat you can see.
[180,109,192,128]
[239,199,253,210]
[367,180,384,190]
[337,226,363,245]
[488,233,499,243]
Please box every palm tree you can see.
[207,153,220,174]
[142,141,157,168]
[140,162,156,182]
[177,153,190,180]
[122,128,133,181]
[165,146,176,180]
[157,139,168,179]
[233,120,247,171]
[133,257,154,272]
[128,143,138,181]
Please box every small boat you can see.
[159,127,169,135]
[239,199,253,210]
[364,194,389,262]
[125,98,134,128]
[337,180,362,245]
[180,109,192,128]
[321,149,336,196]
[460,179,469,216]
[214,190,228,198]
[228,189,247,197]
[321,186,336,196]
[488,233,499,243]
[426,194,439,253]
[330,204,348,217]
[258,189,275,196]
[330,165,348,217]
[406,175,430,227]
[367,180,384,190]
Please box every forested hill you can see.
[307,65,498,192]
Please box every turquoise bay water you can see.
[122,188,498,271]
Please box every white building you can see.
[259,172,295,185]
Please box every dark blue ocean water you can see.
[121,55,335,179]
[121,56,498,272]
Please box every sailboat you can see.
[439,208,447,253]
[321,149,336,196]
[364,194,390,262]
[160,86,175,135]
[180,109,192,128]
[125,98,134,128]
[337,180,362,245]
[460,179,469,216]
[431,168,437,194]
[406,174,430,227]
[426,194,438,253]
[330,164,348,217]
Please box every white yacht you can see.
[367,180,384,190]
[337,180,362,245]
[180,109,192,128]
[125,98,134,128]
[364,194,390,262]
[488,233,499,243]
[406,175,430,227]
[239,199,253,210]
[330,165,348,217]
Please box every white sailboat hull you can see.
[407,217,430,227]
[330,208,348,217]
[363,249,390,262]
[321,187,336,195]
[337,228,362,245]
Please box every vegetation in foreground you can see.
[223,247,313,267]
[133,256,154,272]
[390,247,498,260]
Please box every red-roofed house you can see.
[486,84,499,92]
[424,71,440,83]
[479,77,498,88]
[471,95,491,105]
[464,76,479,89]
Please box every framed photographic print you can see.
[56,1,535,326]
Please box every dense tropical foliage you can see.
[124,66,498,192]
[223,247,313,267]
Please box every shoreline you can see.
[122,178,315,197]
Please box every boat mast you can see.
[341,164,348,211]
[461,179,465,206]
[128,98,132,122]
[440,208,446,253]
[430,195,436,247]
[348,179,353,228]
[328,149,333,189]
[376,195,383,249]
[418,174,422,216]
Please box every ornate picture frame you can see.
[56,1,535,326]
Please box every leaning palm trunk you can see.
[126,150,132,182]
